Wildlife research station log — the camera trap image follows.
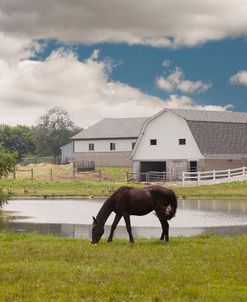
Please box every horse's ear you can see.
[92,216,97,223]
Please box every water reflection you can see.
[0,198,247,239]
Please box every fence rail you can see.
[182,166,247,186]
[127,166,247,186]
[126,171,182,183]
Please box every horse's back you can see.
[113,186,155,215]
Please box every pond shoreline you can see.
[9,195,247,201]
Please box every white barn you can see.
[130,108,247,177]
[66,108,247,174]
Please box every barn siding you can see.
[199,159,247,171]
[73,151,132,166]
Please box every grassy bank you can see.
[0,164,247,198]
[1,178,247,198]
[0,233,246,302]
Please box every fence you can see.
[126,171,182,183]
[127,166,247,186]
[9,167,103,182]
[182,166,247,186]
[21,156,61,165]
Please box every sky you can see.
[1,0,247,127]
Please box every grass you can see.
[1,178,247,198]
[0,232,246,302]
[1,164,247,198]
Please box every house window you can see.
[132,142,136,150]
[150,139,157,145]
[110,143,116,151]
[179,138,186,145]
[89,143,94,151]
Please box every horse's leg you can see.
[108,213,122,242]
[160,220,169,242]
[155,206,170,242]
[123,213,134,243]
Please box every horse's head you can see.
[91,216,104,244]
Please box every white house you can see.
[70,117,147,166]
[130,108,247,178]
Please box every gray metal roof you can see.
[169,108,247,123]
[187,121,247,159]
[72,117,148,140]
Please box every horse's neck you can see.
[96,198,113,227]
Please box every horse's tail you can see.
[165,189,177,220]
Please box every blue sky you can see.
[1,1,247,126]
[39,37,247,111]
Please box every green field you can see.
[1,164,247,198]
[0,233,246,302]
[1,178,247,198]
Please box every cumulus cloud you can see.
[164,94,233,111]
[156,67,211,94]
[0,49,231,126]
[0,1,247,48]
[0,32,41,62]
[230,70,247,86]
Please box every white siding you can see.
[74,139,136,153]
[133,110,204,160]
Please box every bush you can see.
[0,189,8,207]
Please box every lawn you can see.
[0,233,246,302]
[1,163,247,198]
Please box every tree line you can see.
[0,107,81,163]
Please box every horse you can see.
[91,185,177,244]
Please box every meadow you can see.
[0,232,246,302]
[0,163,246,198]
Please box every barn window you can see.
[89,143,94,151]
[150,139,157,145]
[110,143,116,151]
[179,138,186,145]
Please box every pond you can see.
[0,198,246,240]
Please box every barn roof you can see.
[130,108,247,159]
[187,121,247,159]
[168,109,247,158]
[169,108,247,123]
[72,117,148,140]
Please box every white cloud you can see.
[230,70,247,86]
[164,94,233,111]
[0,1,247,48]
[0,32,41,62]
[156,67,211,94]
[0,49,230,126]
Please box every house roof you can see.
[72,117,148,140]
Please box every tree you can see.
[0,124,35,161]
[0,147,17,178]
[34,107,81,159]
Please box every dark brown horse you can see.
[91,185,177,244]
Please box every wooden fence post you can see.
[13,168,16,179]
[98,170,102,182]
[73,169,76,181]
[50,169,53,181]
[228,169,231,182]
[213,170,216,184]
[31,169,34,180]
[126,171,129,183]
